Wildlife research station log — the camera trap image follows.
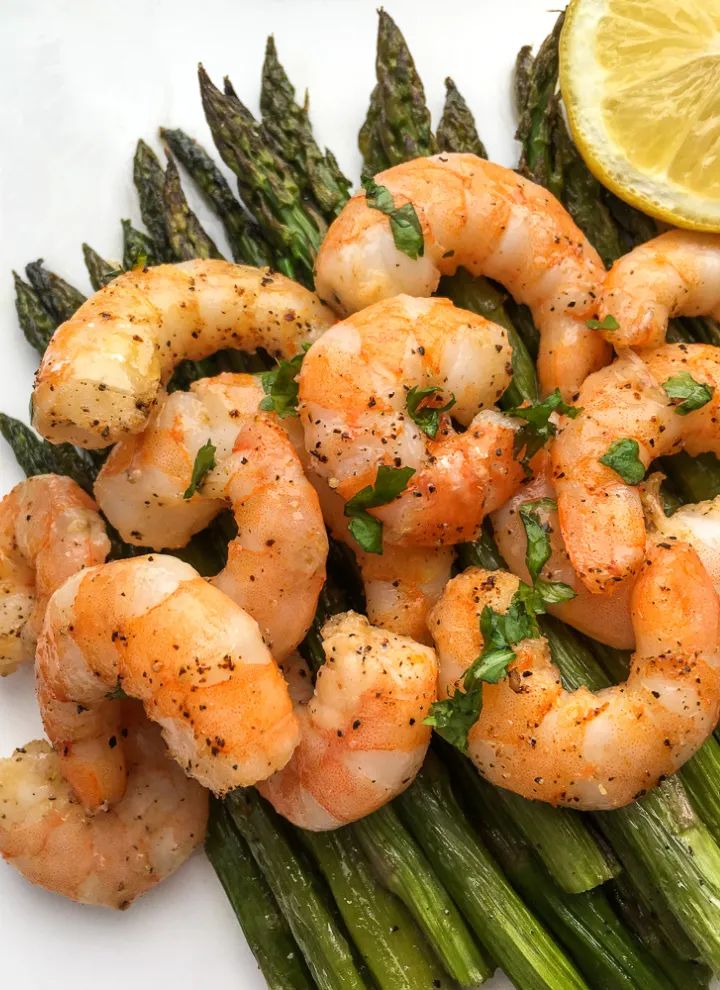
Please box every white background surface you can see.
[0,1,561,986]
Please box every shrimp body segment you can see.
[431,548,720,810]
[552,344,720,593]
[299,294,526,547]
[0,705,208,908]
[258,612,438,830]
[95,374,328,660]
[36,554,299,810]
[315,153,610,398]
[32,261,335,448]
[0,475,109,675]
[599,231,720,348]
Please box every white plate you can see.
[0,1,606,987]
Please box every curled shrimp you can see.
[258,612,438,830]
[0,475,109,675]
[552,343,720,593]
[598,231,720,348]
[32,261,335,449]
[94,373,328,660]
[430,544,720,810]
[36,554,299,810]
[492,455,635,649]
[0,704,208,908]
[315,153,610,398]
[299,294,526,547]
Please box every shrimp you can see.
[598,231,720,348]
[258,612,438,829]
[492,454,635,649]
[32,261,335,449]
[551,344,720,593]
[35,554,299,810]
[0,475,109,675]
[94,373,328,660]
[310,472,452,644]
[0,703,208,908]
[298,294,526,547]
[315,153,610,398]
[430,544,720,810]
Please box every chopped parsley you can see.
[599,438,645,485]
[183,439,216,499]
[586,314,619,331]
[344,465,416,554]
[259,346,310,418]
[662,372,714,416]
[363,178,424,260]
[406,385,456,439]
[505,390,580,471]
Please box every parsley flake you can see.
[259,346,309,418]
[183,440,216,499]
[406,385,456,439]
[363,178,424,260]
[586,314,619,331]
[505,390,580,471]
[518,499,556,583]
[599,438,645,485]
[344,465,416,554]
[662,372,714,416]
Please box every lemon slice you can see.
[560,0,720,230]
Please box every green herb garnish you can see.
[406,385,456,439]
[344,464,416,554]
[599,438,645,485]
[505,390,580,471]
[663,372,714,416]
[183,439,216,498]
[259,346,309,418]
[586,314,619,331]
[363,177,424,260]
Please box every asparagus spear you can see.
[301,828,452,989]
[25,259,86,323]
[352,804,492,986]
[198,65,320,283]
[205,799,315,990]
[358,84,390,180]
[121,218,159,270]
[133,139,172,261]
[12,272,56,355]
[515,12,564,195]
[159,127,273,267]
[260,37,351,220]
[0,412,97,493]
[436,78,487,158]
[162,153,223,261]
[397,755,589,990]
[226,790,367,990]
[81,244,121,291]
[454,756,684,990]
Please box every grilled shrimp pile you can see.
[3,155,720,907]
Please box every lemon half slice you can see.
[560,0,720,230]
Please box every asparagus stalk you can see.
[81,244,121,290]
[358,84,390,180]
[25,259,86,323]
[162,153,223,261]
[121,218,159,270]
[198,65,320,283]
[205,799,315,990]
[301,828,452,989]
[454,756,684,990]
[436,78,487,158]
[159,127,273,267]
[0,412,97,493]
[260,37,351,220]
[352,804,491,986]
[12,272,56,355]
[226,790,368,990]
[133,139,172,261]
[397,755,589,990]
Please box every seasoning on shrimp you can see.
[315,153,610,398]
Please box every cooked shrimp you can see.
[0,475,109,675]
[599,231,720,348]
[36,554,298,810]
[32,261,335,448]
[315,153,610,398]
[430,544,720,809]
[492,455,635,649]
[0,703,208,908]
[258,612,438,830]
[552,344,720,593]
[311,473,452,644]
[641,473,720,593]
[299,294,526,547]
[94,373,328,660]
